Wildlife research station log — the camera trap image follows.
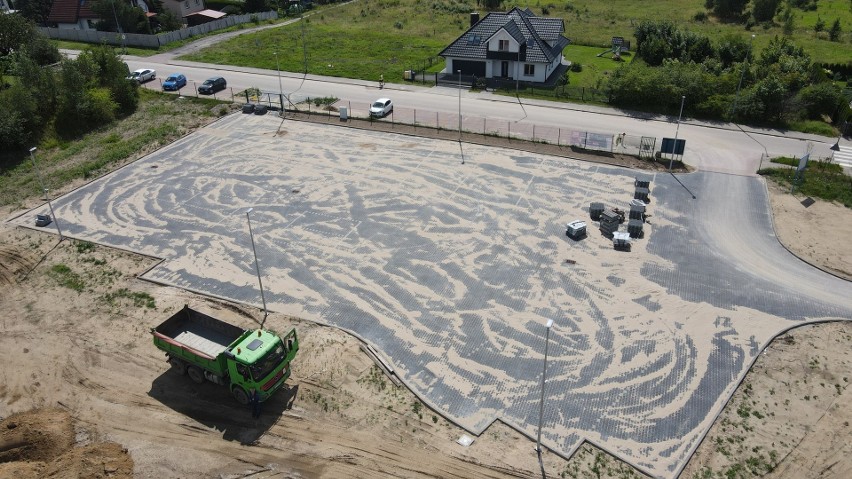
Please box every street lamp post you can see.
[245,208,268,320]
[274,52,283,112]
[457,70,462,141]
[535,319,554,454]
[730,34,755,119]
[669,95,686,171]
[29,147,63,240]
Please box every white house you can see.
[161,0,206,20]
[439,7,569,84]
[47,0,100,30]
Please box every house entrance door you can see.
[501,61,509,77]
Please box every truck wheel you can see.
[232,387,249,405]
[169,357,186,375]
[187,366,205,384]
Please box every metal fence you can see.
[161,86,654,156]
[38,11,278,48]
[294,99,652,156]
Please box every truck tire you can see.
[169,357,187,375]
[232,387,249,405]
[187,366,205,384]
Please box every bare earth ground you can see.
[0,115,849,478]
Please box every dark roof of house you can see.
[48,0,98,24]
[439,7,569,63]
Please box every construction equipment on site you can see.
[151,305,299,405]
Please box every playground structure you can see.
[597,36,631,60]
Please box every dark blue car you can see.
[162,73,187,91]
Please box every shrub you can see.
[570,62,583,72]
[796,82,848,121]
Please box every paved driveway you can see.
[17,114,851,477]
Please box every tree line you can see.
[607,21,850,125]
[0,14,138,152]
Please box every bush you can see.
[693,11,708,22]
[570,62,583,72]
[796,82,848,121]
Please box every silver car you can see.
[370,98,393,117]
[127,69,156,84]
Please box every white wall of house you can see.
[445,53,560,83]
[487,30,520,55]
[57,19,96,30]
[163,0,205,19]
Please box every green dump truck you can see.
[151,305,298,405]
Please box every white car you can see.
[127,68,156,83]
[370,98,393,117]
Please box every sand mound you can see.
[0,408,133,478]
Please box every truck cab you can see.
[225,329,298,404]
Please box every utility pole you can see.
[535,319,554,454]
[245,208,268,321]
[669,96,685,171]
[730,34,755,119]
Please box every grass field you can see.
[181,0,852,83]
[0,90,229,210]
[762,158,852,207]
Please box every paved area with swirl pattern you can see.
[16,114,851,477]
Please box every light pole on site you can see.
[245,208,268,321]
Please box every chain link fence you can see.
[167,86,655,158]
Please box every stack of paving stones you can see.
[627,218,644,238]
[628,198,646,238]
[634,177,651,203]
[629,201,645,220]
[599,209,621,237]
[589,202,605,221]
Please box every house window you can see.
[498,40,509,51]
[184,0,189,8]
[524,64,535,76]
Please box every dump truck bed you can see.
[153,306,245,359]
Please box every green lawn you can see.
[183,0,465,82]
[181,0,851,84]
[761,160,852,208]
[562,45,632,89]
[0,90,228,209]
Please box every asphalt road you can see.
[83,44,842,178]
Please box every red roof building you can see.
[48,0,99,29]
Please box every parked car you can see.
[35,214,52,227]
[162,73,187,91]
[370,98,393,117]
[198,76,227,95]
[127,68,156,84]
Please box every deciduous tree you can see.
[752,0,781,22]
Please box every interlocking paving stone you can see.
[13,115,851,478]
